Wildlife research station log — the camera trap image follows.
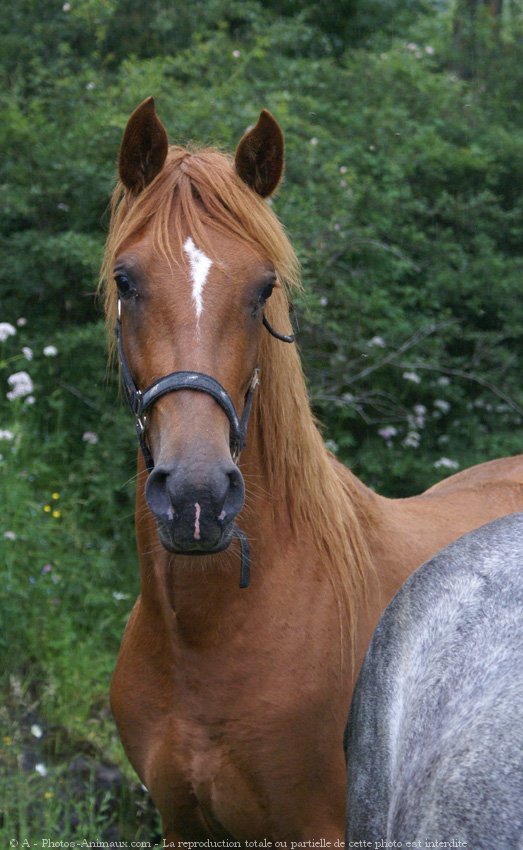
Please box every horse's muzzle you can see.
[144,458,245,554]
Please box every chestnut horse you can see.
[103,98,523,842]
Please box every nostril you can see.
[228,467,242,489]
[220,463,245,522]
[145,467,174,518]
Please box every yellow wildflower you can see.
[51,492,60,500]
[43,505,51,513]
[3,736,12,746]
[52,510,61,519]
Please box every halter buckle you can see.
[135,413,147,436]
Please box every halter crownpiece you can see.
[116,296,295,588]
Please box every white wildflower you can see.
[113,591,130,601]
[409,404,426,429]
[324,439,338,454]
[0,323,16,342]
[425,45,435,55]
[434,399,450,414]
[7,371,33,401]
[25,395,35,405]
[43,345,58,357]
[86,81,96,90]
[31,724,43,739]
[367,336,386,348]
[403,431,420,448]
[16,317,27,327]
[4,531,17,540]
[437,376,450,386]
[378,426,398,441]
[0,430,14,440]
[434,457,459,470]
[320,296,329,307]
[339,166,348,174]
[62,2,71,10]
[82,431,98,445]
[403,371,421,384]
[232,49,241,58]
[310,137,318,146]
[35,763,48,777]
[57,202,70,211]
[22,346,33,361]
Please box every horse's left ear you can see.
[235,110,284,198]
[119,96,169,194]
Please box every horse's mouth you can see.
[156,519,235,556]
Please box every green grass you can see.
[0,349,153,837]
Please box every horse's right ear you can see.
[235,110,284,198]
[119,97,169,194]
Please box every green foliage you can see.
[0,319,136,736]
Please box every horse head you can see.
[106,98,294,559]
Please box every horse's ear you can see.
[118,97,169,194]
[235,110,284,198]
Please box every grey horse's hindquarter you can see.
[345,512,523,850]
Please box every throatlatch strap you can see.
[263,315,295,344]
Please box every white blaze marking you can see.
[183,237,212,321]
[194,502,201,540]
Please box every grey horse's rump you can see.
[345,513,523,849]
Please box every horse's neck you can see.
[134,434,298,636]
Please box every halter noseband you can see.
[116,296,294,588]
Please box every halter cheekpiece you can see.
[116,296,294,589]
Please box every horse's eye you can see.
[114,273,136,298]
[259,282,275,303]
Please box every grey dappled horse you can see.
[345,512,523,849]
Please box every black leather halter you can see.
[116,296,294,588]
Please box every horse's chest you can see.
[184,728,267,836]
[144,703,277,838]
[114,603,346,838]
